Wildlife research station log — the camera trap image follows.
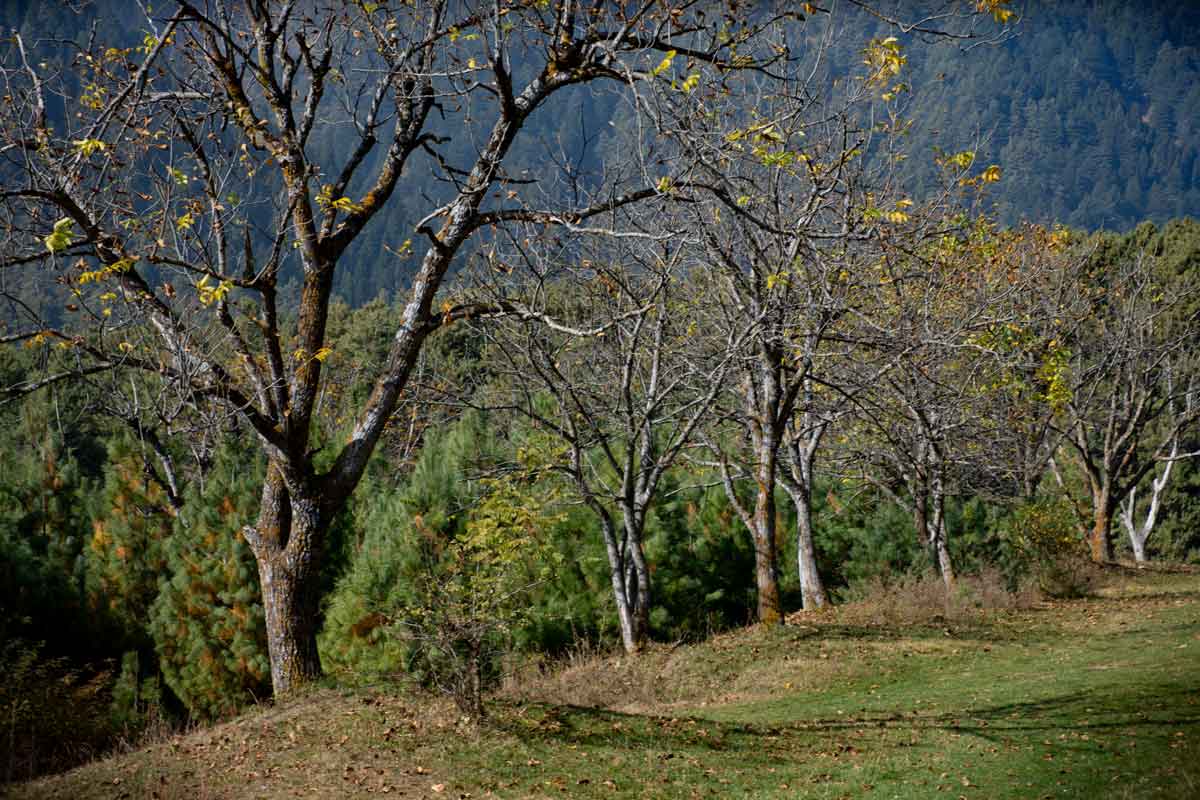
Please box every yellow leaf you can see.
[651,50,677,77]
[981,164,1002,183]
[73,138,107,157]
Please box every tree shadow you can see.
[492,676,1200,757]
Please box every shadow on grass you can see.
[491,677,1200,757]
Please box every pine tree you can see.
[149,445,269,720]
[86,434,174,643]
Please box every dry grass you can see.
[832,567,1039,627]
[11,687,458,800]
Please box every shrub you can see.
[1003,499,1097,598]
[0,638,113,783]
[387,474,560,721]
[148,446,269,720]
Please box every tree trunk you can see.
[598,513,643,654]
[257,548,323,697]
[1120,451,1176,565]
[248,472,325,698]
[789,485,827,610]
[1129,531,1147,563]
[752,465,783,625]
[624,514,652,646]
[1089,487,1113,563]
[930,478,955,592]
[912,484,930,564]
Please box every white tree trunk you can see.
[1119,441,1176,564]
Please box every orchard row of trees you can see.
[1,0,1197,740]
[2,215,1198,742]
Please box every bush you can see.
[148,446,270,720]
[388,474,560,721]
[1003,499,1097,599]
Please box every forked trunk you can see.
[930,487,955,593]
[1130,533,1147,564]
[625,516,653,646]
[599,512,648,654]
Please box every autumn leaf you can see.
[73,138,107,156]
[44,217,76,253]
[651,50,677,77]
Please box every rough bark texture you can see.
[1090,502,1114,563]
[249,476,326,695]
[257,550,323,694]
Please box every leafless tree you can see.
[844,219,1049,591]
[1118,377,1197,562]
[1050,252,1200,562]
[464,230,745,652]
[0,0,1018,691]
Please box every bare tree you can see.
[634,5,1018,618]
[0,0,797,696]
[0,0,1018,691]
[1118,380,1196,563]
[845,218,1049,591]
[466,232,744,652]
[1052,252,1200,562]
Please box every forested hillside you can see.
[2,0,1197,304]
[900,1,1200,230]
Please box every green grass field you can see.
[13,570,1199,799]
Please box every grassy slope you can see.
[12,570,1200,800]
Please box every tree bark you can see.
[752,462,783,625]
[624,513,652,647]
[1090,499,1113,563]
[598,512,645,654]
[789,484,828,610]
[257,551,323,695]
[245,467,325,697]
[930,485,955,592]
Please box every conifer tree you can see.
[87,434,174,642]
[149,446,269,720]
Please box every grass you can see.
[10,569,1200,799]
